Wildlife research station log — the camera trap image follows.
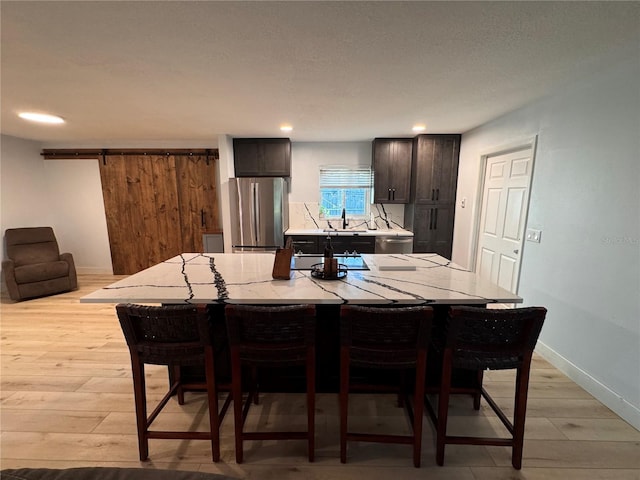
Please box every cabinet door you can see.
[329,236,375,254]
[287,235,319,254]
[390,139,412,202]
[260,139,291,177]
[373,139,393,202]
[411,204,455,259]
[373,138,412,203]
[233,140,261,176]
[414,135,460,204]
[233,138,291,177]
[347,236,375,254]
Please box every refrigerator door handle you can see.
[253,182,260,244]
[237,180,246,245]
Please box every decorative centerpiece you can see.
[310,262,348,280]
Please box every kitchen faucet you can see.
[341,208,349,230]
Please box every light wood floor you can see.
[2,275,639,479]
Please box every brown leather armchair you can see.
[2,227,78,301]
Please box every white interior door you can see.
[475,144,535,293]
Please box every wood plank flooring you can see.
[2,275,639,479]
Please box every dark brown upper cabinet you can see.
[372,138,413,203]
[233,138,291,177]
[412,134,460,205]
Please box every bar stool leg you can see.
[231,347,244,464]
[473,370,484,410]
[436,350,453,466]
[205,345,221,462]
[130,355,149,461]
[512,360,532,469]
[307,346,316,462]
[413,351,427,468]
[339,346,350,464]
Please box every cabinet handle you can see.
[392,188,396,200]
[201,209,206,228]
[436,189,440,201]
[431,189,435,201]
[433,208,438,229]
[429,208,434,230]
[388,188,392,200]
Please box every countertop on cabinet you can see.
[80,253,521,305]
[285,228,413,237]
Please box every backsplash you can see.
[289,202,406,230]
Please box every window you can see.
[319,166,372,219]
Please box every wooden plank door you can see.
[174,155,220,253]
[99,154,183,274]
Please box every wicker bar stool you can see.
[224,304,317,464]
[425,306,547,469]
[116,303,231,462]
[339,305,433,468]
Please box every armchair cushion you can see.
[14,261,70,283]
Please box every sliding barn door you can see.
[99,155,183,274]
[174,155,220,253]
[99,153,221,275]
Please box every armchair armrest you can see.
[1,259,20,300]
[60,252,78,290]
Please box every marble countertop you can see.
[81,253,522,305]
[285,228,413,237]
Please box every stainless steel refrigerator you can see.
[229,177,289,252]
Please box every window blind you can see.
[319,167,373,188]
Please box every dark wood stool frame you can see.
[425,306,547,469]
[339,305,434,468]
[116,303,231,462]
[225,304,317,464]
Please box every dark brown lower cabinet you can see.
[407,204,455,259]
[285,235,375,255]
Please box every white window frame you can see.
[319,166,372,220]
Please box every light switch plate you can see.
[526,228,542,243]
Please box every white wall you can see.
[42,160,113,273]
[289,142,372,202]
[1,135,113,273]
[289,141,406,229]
[217,134,235,253]
[1,136,52,254]
[453,55,640,428]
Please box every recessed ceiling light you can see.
[412,124,426,132]
[280,125,293,132]
[18,112,65,124]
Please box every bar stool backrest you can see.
[445,306,547,370]
[340,305,433,368]
[225,304,316,367]
[116,303,211,366]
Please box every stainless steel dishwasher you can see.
[374,236,414,254]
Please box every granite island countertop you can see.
[81,253,521,306]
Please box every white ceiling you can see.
[1,1,638,145]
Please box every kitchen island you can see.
[81,252,521,305]
[83,253,521,391]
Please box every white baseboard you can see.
[535,341,640,431]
